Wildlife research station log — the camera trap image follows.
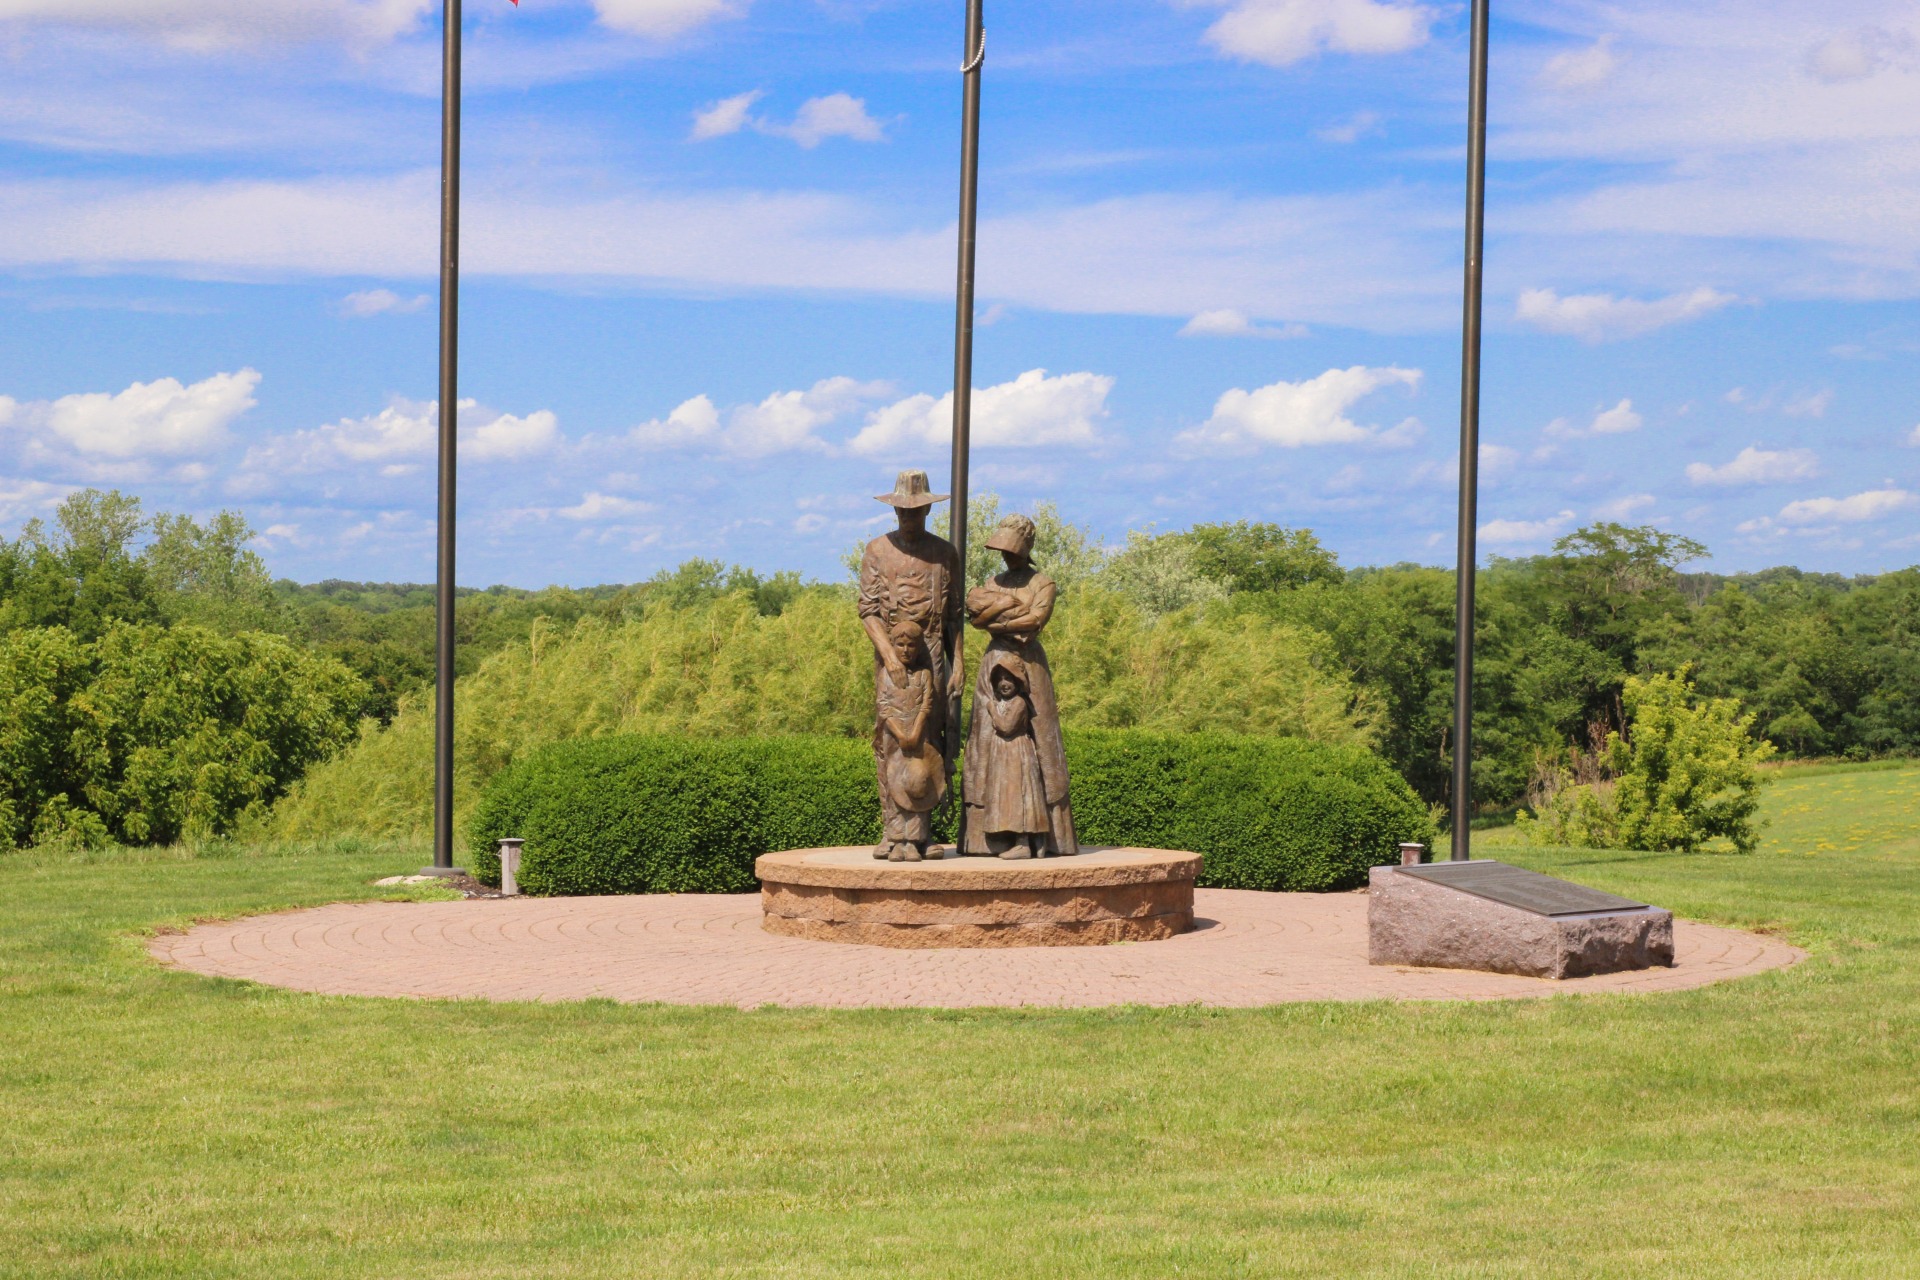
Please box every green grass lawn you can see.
[3,766,1917,1278]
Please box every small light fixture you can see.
[496,838,526,896]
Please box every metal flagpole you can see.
[1451,0,1491,863]
[427,0,466,876]
[947,0,985,848]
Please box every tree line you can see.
[1,488,1914,847]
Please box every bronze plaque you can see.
[1400,860,1648,917]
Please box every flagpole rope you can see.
[961,28,985,74]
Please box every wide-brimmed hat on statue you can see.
[875,469,949,509]
[985,513,1036,558]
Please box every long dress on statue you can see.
[963,568,1078,856]
[978,687,1050,838]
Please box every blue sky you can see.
[1,0,1916,585]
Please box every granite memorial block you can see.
[1369,860,1674,979]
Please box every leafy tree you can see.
[0,490,284,641]
[0,490,158,640]
[146,510,282,632]
[638,560,806,617]
[69,624,366,843]
[1242,567,1456,804]
[0,623,365,847]
[276,579,648,723]
[1184,521,1343,593]
[1094,530,1230,617]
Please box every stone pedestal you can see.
[757,846,1201,948]
[1368,862,1673,979]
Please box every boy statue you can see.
[858,470,965,861]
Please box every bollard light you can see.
[497,838,525,896]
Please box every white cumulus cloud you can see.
[690,91,763,141]
[1776,489,1915,525]
[1908,424,1920,446]
[1192,0,1434,68]
[632,378,890,457]
[1178,365,1420,452]
[236,396,557,478]
[466,408,559,461]
[1516,286,1737,342]
[1591,399,1643,435]
[593,0,739,38]
[1479,511,1576,545]
[0,477,73,523]
[1544,398,1640,438]
[22,368,261,458]
[848,370,1113,457]
[1178,309,1308,339]
[629,395,722,449]
[690,91,887,148]
[762,94,887,149]
[1686,446,1820,487]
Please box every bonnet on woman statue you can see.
[984,512,1036,560]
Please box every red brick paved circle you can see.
[149,889,1803,1008]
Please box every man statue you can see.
[858,470,965,862]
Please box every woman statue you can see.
[963,514,1078,858]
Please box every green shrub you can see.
[467,730,1432,895]
[1608,669,1775,853]
[0,623,364,847]
[0,626,90,848]
[1518,668,1775,854]
[466,736,886,895]
[1070,731,1433,892]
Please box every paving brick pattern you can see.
[149,890,1803,1009]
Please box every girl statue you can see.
[873,617,948,862]
[975,657,1051,860]
[962,514,1079,858]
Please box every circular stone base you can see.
[755,846,1201,948]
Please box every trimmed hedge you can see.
[1068,731,1435,892]
[468,730,1433,895]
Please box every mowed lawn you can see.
[2,766,1917,1278]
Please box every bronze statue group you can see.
[858,470,1078,862]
